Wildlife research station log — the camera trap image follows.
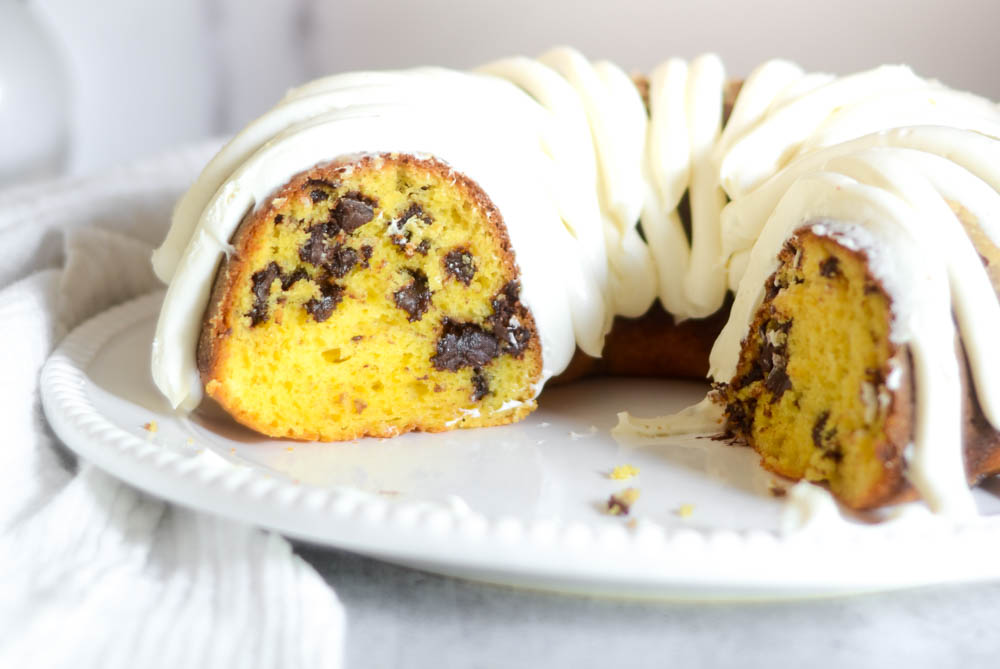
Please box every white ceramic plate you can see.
[40,291,1000,599]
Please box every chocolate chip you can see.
[310,189,329,203]
[756,319,793,402]
[812,411,830,448]
[811,410,841,461]
[387,203,431,255]
[327,245,359,278]
[299,221,361,278]
[393,269,432,322]
[300,223,337,266]
[444,249,476,285]
[280,266,309,290]
[725,396,757,437]
[489,281,531,356]
[274,214,284,225]
[332,195,374,233]
[396,202,433,226]
[864,281,881,295]
[432,320,500,371]
[304,278,344,323]
[606,489,639,516]
[304,275,344,323]
[246,262,281,326]
[764,360,792,401]
[360,245,373,268]
[819,256,841,278]
[471,368,490,401]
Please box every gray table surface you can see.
[295,544,1000,668]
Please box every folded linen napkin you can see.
[0,146,345,668]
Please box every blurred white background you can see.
[11,0,1000,180]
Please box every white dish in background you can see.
[40,291,1000,600]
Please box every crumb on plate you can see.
[609,464,640,480]
[606,487,640,516]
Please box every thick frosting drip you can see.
[152,49,1000,514]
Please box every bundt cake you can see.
[150,48,1000,514]
[196,154,541,440]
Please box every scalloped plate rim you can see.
[38,291,1000,600]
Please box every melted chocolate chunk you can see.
[811,410,841,461]
[726,396,757,436]
[393,270,432,322]
[432,320,500,371]
[280,266,309,290]
[763,359,792,400]
[386,203,431,255]
[444,249,476,285]
[755,319,793,402]
[310,189,329,203]
[299,222,362,278]
[488,281,531,356]
[274,214,284,225]
[246,262,281,326]
[471,368,490,401]
[327,245,359,279]
[360,245,373,268]
[812,411,830,448]
[300,223,338,266]
[304,279,345,323]
[396,202,433,226]
[819,256,841,278]
[332,195,374,233]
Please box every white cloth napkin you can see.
[0,146,346,668]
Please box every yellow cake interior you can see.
[721,230,902,508]
[202,155,540,440]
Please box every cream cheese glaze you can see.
[152,48,1000,514]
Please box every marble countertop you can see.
[296,544,1000,668]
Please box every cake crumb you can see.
[768,479,787,497]
[625,518,639,529]
[186,437,194,445]
[570,425,598,439]
[143,421,158,433]
[609,464,640,480]
[286,446,294,452]
[676,503,695,518]
[606,487,641,516]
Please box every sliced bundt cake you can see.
[717,226,1000,510]
[153,49,1000,514]
[197,154,541,440]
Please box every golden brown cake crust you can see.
[197,153,542,440]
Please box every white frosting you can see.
[152,50,1000,515]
